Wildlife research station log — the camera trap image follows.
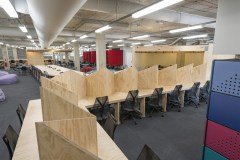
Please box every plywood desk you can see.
[34,65,70,77]
[13,99,127,160]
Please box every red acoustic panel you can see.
[205,120,240,160]
[107,50,123,66]
[83,52,87,62]
[106,50,109,66]
[90,51,96,63]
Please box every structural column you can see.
[12,48,18,60]
[2,46,10,70]
[65,52,69,63]
[74,42,80,70]
[60,52,64,62]
[96,33,106,70]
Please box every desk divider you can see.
[41,77,78,105]
[36,120,100,160]
[114,67,138,92]
[192,63,207,83]
[176,64,193,84]
[138,65,158,89]
[86,68,114,97]
[158,64,177,86]
[37,87,100,160]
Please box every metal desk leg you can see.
[180,90,185,108]
[162,93,167,112]
[114,102,121,124]
[140,98,145,118]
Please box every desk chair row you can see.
[2,104,26,160]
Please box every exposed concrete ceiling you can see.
[0,0,218,48]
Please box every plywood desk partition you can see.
[35,65,70,77]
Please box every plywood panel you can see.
[40,87,92,121]
[36,122,100,160]
[176,64,193,84]
[138,65,158,89]
[158,64,177,86]
[114,67,138,92]
[44,117,98,156]
[86,68,114,97]
[192,63,207,83]
[184,52,204,67]
[70,71,86,99]
[41,77,77,103]
[26,52,44,65]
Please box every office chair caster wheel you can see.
[161,114,164,117]
[178,109,181,112]
[134,122,138,125]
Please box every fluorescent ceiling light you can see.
[66,42,70,45]
[132,35,150,39]
[6,44,10,46]
[144,44,153,46]
[183,34,208,40]
[132,0,183,18]
[26,35,32,39]
[71,39,77,42]
[108,45,113,48]
[169,25,203,33]
[19,25,28,33]
[80,35,88,39]
[113,40,123,43]
[91,44,96,47]
[0,0,18,18]
[0,42,3,45]
[30,40,34,43]
[95,25,112,33]
[118,44,125,47]
[151,39,166,43]
[132,42,141,45]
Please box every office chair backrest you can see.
[126,90,139,102]
[103,114,117,139]
[92,96,110,120]
[21,66,27,71]
[2,125,19,160]
[191,82,201,95]
[137,144,161,160]
[16,104,26,127]
[150,88,163,105]
[172,85,182,95]
[202,80,210,93]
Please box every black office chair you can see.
[167,85,183,112]
[146,88,164,117]
[20,66,28,75]
[185,82,201,108]
[103,114,118,140]
[2,125,19,160]
[137,144,161,160]
[200,80,210,104]
[89,96,112,126]
[121,90,142,125]
[16,104,26,128]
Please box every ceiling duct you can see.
[26,0,87,48]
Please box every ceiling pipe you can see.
[25,0,87,48]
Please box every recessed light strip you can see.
[0,0,18,18]
[169,25,203,33]
[113,40,123,43]
[132,35,150,39]
[80,35,88,39]
[183,34,208,40]
[132,0,183,18]
[19,25,28,33]
[95,25,112,33]
[151,39,166,43]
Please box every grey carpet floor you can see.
[0,70,207,160]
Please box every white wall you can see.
[123,46,133,67]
